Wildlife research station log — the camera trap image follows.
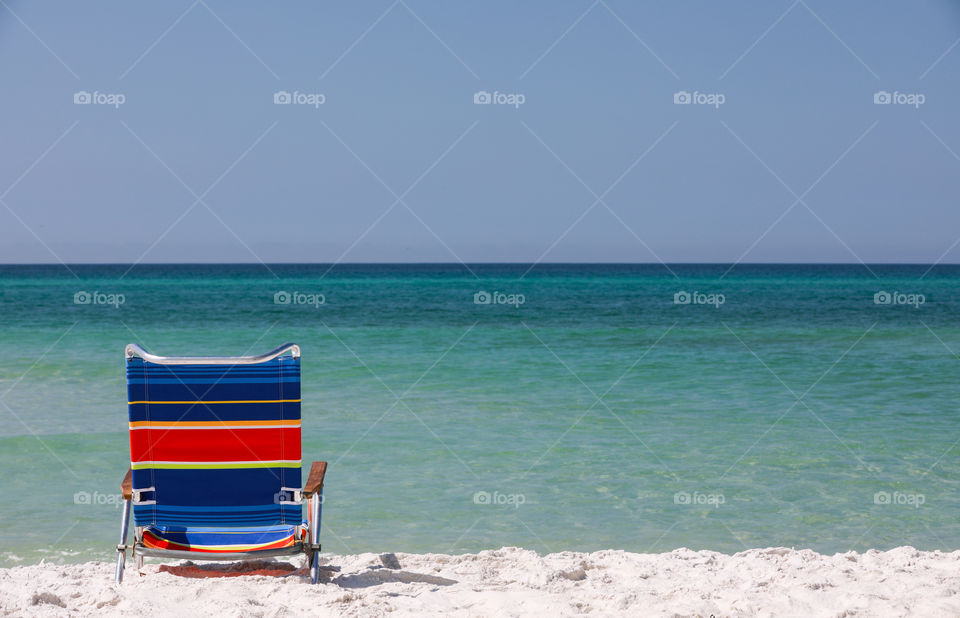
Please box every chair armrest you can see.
[121,468,132,500]
[303,461,327,497]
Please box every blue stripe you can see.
[127,382,300,402]
[132,468,301,505]
[131,468,302,527]
[128,369,300,377]
[128,359,297,371]
[149,504,291,513]
[127,376,300,384]
[129,364,298,371]
[135,505,302,527]
[127,354,303,530]
[128,358,296,368]
[128,401,300,423]
[140,512,302,521]
[155,524,294,534]
[132,511,303,524]
[144,524,299,547]
[153,524,294,532]
[128,364,299,371]
[126,357,300,405]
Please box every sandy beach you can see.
[2,546,958,617]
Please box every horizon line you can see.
[0,261,958,267]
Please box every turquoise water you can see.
[0,263,958,565]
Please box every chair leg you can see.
[310,553,320,584]
[115,500,131,584]
[309,492,321,584]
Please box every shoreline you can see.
[1,546,958,616]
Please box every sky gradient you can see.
[1,1,959,264]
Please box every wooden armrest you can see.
[303,461,327,497]
[121,468,132,500]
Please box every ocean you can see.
[0,263,957,565]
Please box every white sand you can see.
[2,546,959,617]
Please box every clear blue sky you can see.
[1,1,958,263]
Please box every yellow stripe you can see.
[127,399,301,405]
[129,420,300,429]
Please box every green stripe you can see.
[132,461,301,470]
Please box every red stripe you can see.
[130,427,301,462]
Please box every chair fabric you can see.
[126,356,302,553]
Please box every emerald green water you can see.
[0,264,957,565]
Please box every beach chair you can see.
[114,343,328,584]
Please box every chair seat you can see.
[141,524,300,553]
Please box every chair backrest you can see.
[125,343,302,529]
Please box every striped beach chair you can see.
[115,343,328,583]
